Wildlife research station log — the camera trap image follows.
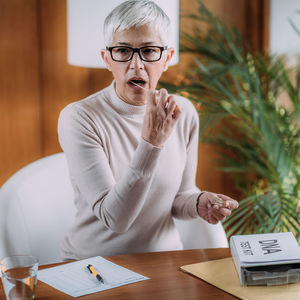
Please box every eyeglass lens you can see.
[111,46,163,62]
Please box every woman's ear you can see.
[100,49,112,71]
[163,47,175,72]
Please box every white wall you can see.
[270,0,300,61]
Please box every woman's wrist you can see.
[196,191,207,208]
[197,191,206,200]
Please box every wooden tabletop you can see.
[0,248,239,299]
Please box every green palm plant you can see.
[162,1,300,241]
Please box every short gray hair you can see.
[103,0,171,47]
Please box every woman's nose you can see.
[129,52,144,69]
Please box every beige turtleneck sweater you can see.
[58,81,201,260]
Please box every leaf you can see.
[160,0,300,242]
[288,16,300,37]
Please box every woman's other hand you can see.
[142,88,182,147]
[197,192,239,224]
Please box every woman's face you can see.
[101,24,174,106]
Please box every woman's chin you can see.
[130,94,147,106]
[126,86,147,105]
[121,91,146,106]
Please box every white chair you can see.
[0,153,76,265]
[0,153,228,265]
[173,218,228,249]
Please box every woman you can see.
[58,0,238,260]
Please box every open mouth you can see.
[128,78,146,88]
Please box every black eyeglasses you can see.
[106,46,168,62]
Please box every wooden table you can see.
[0,249,238,299]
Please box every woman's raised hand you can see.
[141,88,182,147]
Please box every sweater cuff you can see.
[187,193,202,218]
[130,138,162,177]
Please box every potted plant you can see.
[162,1,300,241]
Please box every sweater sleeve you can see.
[171,102,201,220]
[58,104,161,233]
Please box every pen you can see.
[87,264,104,283]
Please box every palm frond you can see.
[161,0,300,241]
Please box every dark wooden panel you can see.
[0,0,41,185]
[89,68,114,95]
[244,0,270,52]
[262,0,270,52]
[38,0,92,156]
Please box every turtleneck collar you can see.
[104,81,146,116]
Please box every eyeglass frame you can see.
[106,45,168,62]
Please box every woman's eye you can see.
[143,48,155,54]
[116,48,130,53]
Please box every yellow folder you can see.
[180,257,300,300]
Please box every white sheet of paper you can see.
[38,256,149,297]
